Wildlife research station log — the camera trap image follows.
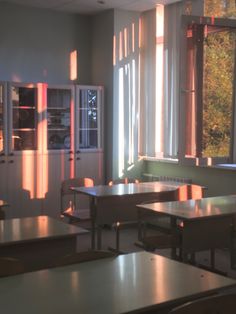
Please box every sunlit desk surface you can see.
[137,195,236,263]
[0,251,235,314]
[72,181,185,249]
[0,215,88,271]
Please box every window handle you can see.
[181,89,195,93]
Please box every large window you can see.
[139,5,180,160]
[180,15,236,165]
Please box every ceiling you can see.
[0,0,180,15]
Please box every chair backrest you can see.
[108,177,139,186]
[0,257,24,277]
[61,177,94,196]
[52,250,117,268]
[60,177,94,214]
[176,184,204,201]
[169,293,236,314]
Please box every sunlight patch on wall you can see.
[70,50,77,81]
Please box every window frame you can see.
[179,14,236,166]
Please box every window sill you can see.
[142,156,179,164]
[209,164,236,170]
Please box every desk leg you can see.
[171,217,178,260]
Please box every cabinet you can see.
[0,83,42,218]
[0,83,104,218]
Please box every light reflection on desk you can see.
[138,195,236,220]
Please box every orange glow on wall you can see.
[132,23,135,52]
[22,83,48,200]
[119,31,123,61]
[113,35,117,66]
[124,28,128,58]
[37,83,48,199]
[138,18,142,49]
[70,50,78,81]
[22,152,35,199]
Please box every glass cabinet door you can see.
[47,87,72,150]
[10,85,37,151]
[77,86,103,150]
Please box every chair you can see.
[0,257,24,277]
[107,177,140,253]
[52,250,117,268]
[169,293,236,314]
[139,184,205,259]
[60,177,94,223]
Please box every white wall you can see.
[0,3,92,84]
[91,10,114,182]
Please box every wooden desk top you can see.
[72,181,184,198]
[0,251,235,314]
[137,195,236,221]
[0,216,88,246]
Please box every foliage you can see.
[202,0,236,157]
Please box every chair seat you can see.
[62,208,90,221]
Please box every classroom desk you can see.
[0,215,88,272]
[0,251,235,314]
[137,195,236,267]
[72,181,185,249]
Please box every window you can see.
[179,15,236,165]
[139,5,180,160]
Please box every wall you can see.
[0,2,91,85]
[144,160,236,197]
[91,10,114,182]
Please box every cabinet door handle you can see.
[68,158,73,161]
[9,160,14,163]
[0,160,5,164]
[76,150,81,154]
[76,157,80,160]
[68,151,73,154]
[9,153,14,156]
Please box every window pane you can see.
[80,130,98,149]
[11,86,37,151]
[202,26,235,157]
[47,88,71,150]
[205,0,236,18]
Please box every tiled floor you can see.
[75,221,236,280]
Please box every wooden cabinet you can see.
[0,83,104,218]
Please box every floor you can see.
[74,220,236,280]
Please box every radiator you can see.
[142,173,192,184]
